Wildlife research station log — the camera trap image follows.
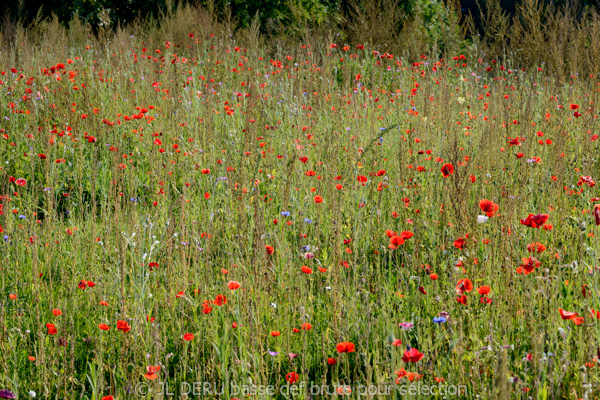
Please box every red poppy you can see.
[402,347,424,363]
[456,279,473,295]
[517,257,540,275]
[520,213,549,228]
[479,199,499,217]
[527,242,546,253]
[214,294,227,305]
[286,372,299,384]
[390,236,405,246]
[456,295,467,304]
[183,333,194,341]
[327,357,337,365]
[477,285,491,296]
[400,231,413,240]
[101,396,114,400]
[145,365,160,380]
[336,341,356,353]
[386,230,397,238]
[270,331,281,337]
[314,195,324,203]
[52,309,62,316]
[453,237,466,250]
[99,323,110,331]
[357,175,368,183]
[116,320,131,333]
[301,266,313,274]
[559,308,579,320]
[440,163,454,177]
[46,323,57,335]
[265,245,274,255]
[227,281,241,290]
[301,322,312,331]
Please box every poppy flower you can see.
[520,213,549,228]
[46,323,57,335]
[357,175,368,183]
[52,309,62,316]
[395,367,407,381]
[301,322,312,331]
[559,308,579,320]
[145,366,160,380]
[385,230,397,238]
[327,357,337,365]
[301,266,313,274]
[227,281,241,290]
[400,231,414,240]
[336,341,356,353]
[456,295,467,304]
[517,257,540,275]
[477,285,491,296]
[402,347,424,363]
[99,324,110,331]
[101,397,114,400]
[265,245,274,255]
[453,237,466,250]
[479,199,499,217]
[440,163,454,177]
[15,178,27,186]
[214,294,227,305]
[456,279,473,295]
[527,242,546,253]
[390,236,405,246]
[270,331,281,337]
[116,320,131,333]
[286,372,299,384]
[314,195,324,203]
[183,333,194,341]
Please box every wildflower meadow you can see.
[1,3,600,399]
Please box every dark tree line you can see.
[1,0,599,36]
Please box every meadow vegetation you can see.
[1,1,600,399]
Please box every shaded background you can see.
[2,0,600,34]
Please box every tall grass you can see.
[0,2,599,399]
